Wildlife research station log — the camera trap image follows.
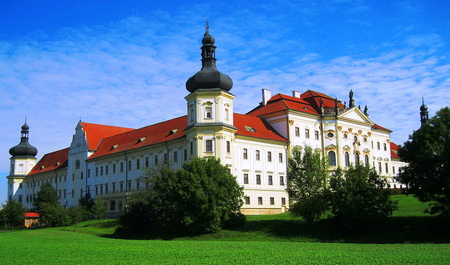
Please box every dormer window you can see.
[245,126,256,132]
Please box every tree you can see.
[33,182,59,211]
[287,146,329,225]
[34,182,71,226]
[398,107,450,218]
[329,166,398,232]
[120,157,245,234]
[0,200,26,228]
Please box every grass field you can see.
[1,195,449,264]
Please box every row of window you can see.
[93,151,187,177]
[242,149,283,163]
[294,127,320,140]
[243,173,285,186]
[244,196,287,206]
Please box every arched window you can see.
[355,153,360,166]
[365,155,369,166]
[75,160,81,170]
[328,151,336,166]
[344,152,350,167]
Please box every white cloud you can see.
[1,1,449,201]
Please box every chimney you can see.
[292,90,301,98]
[262,88,272,106]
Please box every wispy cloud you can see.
[1,1,449,201]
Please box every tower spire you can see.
[186,21,233,93]
[420,97,429,126]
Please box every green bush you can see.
[120,157,245,234]
[329,166,398,233]
[0,200,26,229]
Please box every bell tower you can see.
[184,21,237,165]
[7,121,38,202]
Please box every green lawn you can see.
[0,195,449,264]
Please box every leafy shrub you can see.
[329,166,398,233]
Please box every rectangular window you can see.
[280,176,285,186]
[81,172,83,179]
[58,190,61,199]
[256,174,261,185]
[72,189,75,198]
[268,175,273,185]
[136,159,140,169]
[128,161,132,171]
[105,165,109,175]
[206,140,213,152]
[120,162,124,172]
[154,155,159,165]
[295,127,300,137]
[315,130,319,140]
[281,197,286,205]
[136,180,140,191]
[118,202,123,211]
[377,142,380,150]
[279,153,283,163]
[112,183,116,193]
[174,151,178,162]
[163,153,169,164]
[384,143,387,151]
[145,157,149,167]
[184,149,187,161]
[225,108,230,121]
[385,163,389,173]
[205,106,212,118]
[270,197,275,205]
[305,129,310,138]
[256,150,260,160]
[190,142,194,155]
[128,181,132,191]
[245,196,250,205]
[243,148,248,159]
[120,182,124,192]
[258,197,263,205]
[72,174,75,181]
[64,189,67,199]
[243,173,249,184]
[105,184,108,194]
[378,162,382,173]
[100,185,103,195]
[393,166,396,174]
[268,151,272,162]
[226,141,231,153]
[100,166,103,176]
[113,164,116,173]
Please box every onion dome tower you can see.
[420,97,429,126]
[184,21,236,165]
[8,121,38,202]
[9,122,38,158]
[186,21,233,92]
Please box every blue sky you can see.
[1,0,449,202]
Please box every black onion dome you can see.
[420,103,428,111]
[186,24,233,93]
[9,123,38,157]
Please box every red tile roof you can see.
[372,123,392,132]
[89,114,287,160]
[390,142,400,160]
[28,148,69,176]
[247,93,320,116]
[80,122,134,151]
[234,113,287,142]
[24,212,40,218]
[88,116,188,160]
[301,90,345,110]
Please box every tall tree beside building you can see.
[287,146,329,225]
[398,107,450,218]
